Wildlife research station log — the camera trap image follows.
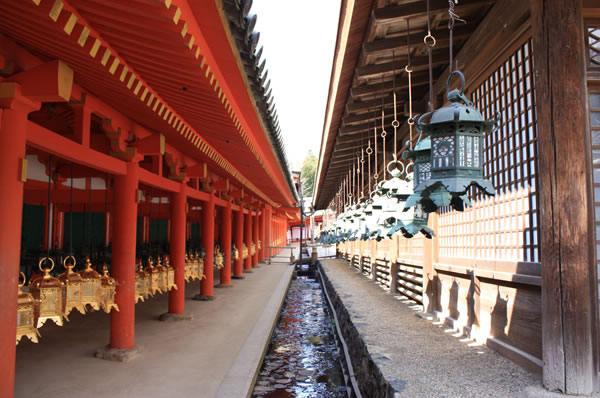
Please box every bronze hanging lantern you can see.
[17,273,41,344]
[405,71,498,213]
[78,257,102,311]
[58,256,86,316]
[29,258,67,328]
[163,255,177,291]
[258,239,262,251]
[99,264,119,313]
[250,242,256,257]
[144,257,163,295]
[135,261,150,303]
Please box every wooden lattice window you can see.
[587,25,600,69]
[438,38,539,263]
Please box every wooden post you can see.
[532,0,598,393]
[423,213,438,314]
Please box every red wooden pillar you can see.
[198,194,215,298]
[0,95,35,398]
[110,161,139,350]
[252,212,259,267]
[244,210,252,271]
[168,183,187,314]
[258,209,265,262]
[233,208,244,278]
[219,201,232,286]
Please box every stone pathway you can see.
[320,259,542,398]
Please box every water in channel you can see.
[252,276,347,398]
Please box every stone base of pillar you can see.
[158,313,193,322]
[232,275,245,280]
[192,294,216,301]
[95,345,141,362]
[216,283,234,288]
[243,269,253,273]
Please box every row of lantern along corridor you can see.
[0,0,302,395]
[313,0,600,395]
[16,166,292,346]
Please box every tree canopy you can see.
[300,150,317,197]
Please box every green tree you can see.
[301,150,317,197]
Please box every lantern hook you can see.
[39,257,55,272]
[446,70,473,106]
[386,160,405,177]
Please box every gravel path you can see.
[321,259,542,398]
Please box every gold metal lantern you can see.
[78,257,101,311]
[190,253,200,281]
[195,251,206,281]
[214,245,224,270]
[58,256,86,316]
[184,253,193,282]
[163,255,177,291]
[250,242,256,256]
[232,245,239,261]
[242,244,249,260]
[155,256,168,293]
[29,258,67,328]
[99,264,119,313]
[144,257,163,295]
[135,261,149,303]
[17,273,40,345]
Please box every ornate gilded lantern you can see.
[99,264,119,313]
[232,245,239,261]
[135,261,150,303]
[190,252,200,281]
[79,257,102,311]
[184,253,193,282]
[195,251,206,280]
[242,244,249,260]
[258,239,262,251]
[29,258,66,328]
[17,273,40,344]
[144,257,163,295]
[405,71,497,213]
[250,242,256,256]
[214,245,224,270]
[163,255,177,291]
[155,256,168,293]
[58,256,86,316]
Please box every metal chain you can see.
[448,0,465,74]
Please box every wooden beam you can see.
[374,0,491,23]
[350,71,429,97]
[533,0,598,394]
[356,50,447,80]
[364,23,474,55]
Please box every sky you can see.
[251,0,342,171]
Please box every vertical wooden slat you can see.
[532,0,598,393]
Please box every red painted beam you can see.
[26,120,126,175]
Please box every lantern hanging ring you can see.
[392,120,400,128]
[19,272,26,287]
[386,160,405,176]
[39,257,55,272]
[446,70,466,98]
[407,117,415,126]
[424,33,436,48]
[404,65,413,74]
[366,146,373,155]
[64,255,76,268]
[381,130,387,138]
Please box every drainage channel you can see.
[252,264,359,398]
